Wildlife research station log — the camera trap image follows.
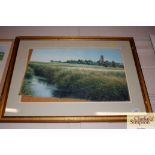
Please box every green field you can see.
[21,61,130,101]
[0,52,4,61]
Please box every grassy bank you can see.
[21,61,130,101]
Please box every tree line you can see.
[51,55,124,68]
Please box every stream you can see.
[30,75,57,97]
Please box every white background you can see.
[0,0,155,155]
[0,0,155,26]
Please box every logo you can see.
[127,113,155,129]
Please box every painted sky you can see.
[30,48,123,63]
[0,45,7,53]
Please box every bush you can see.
[21,80,34,96]
[25,67,34,79]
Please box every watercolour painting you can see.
[20,48,130,102]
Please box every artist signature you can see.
[130,114,154,126]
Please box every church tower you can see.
[99,55,104,65]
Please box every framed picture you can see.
[0,36,152,122]
[0,39,14,99]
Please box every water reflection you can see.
[31,75,57,97]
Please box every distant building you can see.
[99,55,104,65]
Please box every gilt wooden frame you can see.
[0,39,14,99]
[0,36,152,123]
